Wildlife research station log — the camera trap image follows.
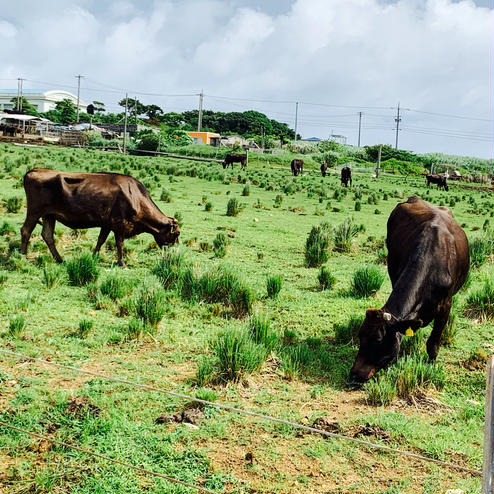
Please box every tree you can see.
[118,97,146,118]
[145,104,164,120]
[9,97,38,116]
[55,99,77,125]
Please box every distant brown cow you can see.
[341,166,352,187]
[290,159,303,176]
[223,153,247,169]
[21,169,180,266]
[426,174,449,191]
[349,196,469,383]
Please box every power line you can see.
[0,348,482,477]
[0,421,218,493]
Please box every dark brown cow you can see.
[21,169,180,266]
[426,173,449,191]
[222,153,247,169]
[320,163,328,177]
[290,159,303,176]
[341,166,352,187]
[349,196,469,382]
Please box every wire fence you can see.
[0,348,482,477]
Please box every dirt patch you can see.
[156,405,205,426]
[66,396,100,418]
[462,349,489,371]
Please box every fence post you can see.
[483,355,494,494]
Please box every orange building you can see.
[187,131,221,146]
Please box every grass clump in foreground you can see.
[99,272,133,300]
[77,319,93,338]
[196,328,268,385]
[213,232,228,258]
[469,236,493,268]
[9,315,26,337]
[266,274,283,298]
[305,222,332,267]
[464,273,494,320]
[248,313,279,350]
[364,355,445,405]
[333,314,364,345]
[318,265,336,290]
[151,246,187,289]
[351,265,385,298]
[42,263,62,288]
[131,281,168,327]
[66,252,100,286]
[333,217,361,253]
[226,197,242,216]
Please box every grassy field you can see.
[0,142,492,493]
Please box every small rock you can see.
[253,218,259,222]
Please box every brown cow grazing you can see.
[341,166,352,187]
[320,163,328,177]
[21,169,180,266]
[349,196,469,383]
[290,159,303,176]
[426,173,449,191]
[223,153,247,170]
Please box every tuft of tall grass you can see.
[317,265,336,290]
[248,314,278,350]
[266,274,283,298]
[465,273,494,319]
[131,282,168,327]
[305,222,332,268]
[77,319,93,338]
[42,263,62,288]
[125,318,147,340]
[66,253,100,286]
[333,217,360,253]
[4,196,23,213]
[241,185,250,196]
[441,297,458,346]
[364,376,397,406]
[213,232,228,258]
[151,246,187,289]
[280,344,315,380]
[226,198,242,216]
[9,315,26,337]
[99,273,133,300]
[469,236,493,268]
[400,330,425,357]
[333,314,364,345]
[204,201,213,212]
[351,265,385,298]
[160,188,172,202]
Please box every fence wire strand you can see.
[0,348,481,477]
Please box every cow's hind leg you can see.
[94,227,111,254]
[41,216,63,263]
[20,214,39,255]
[113,231,126,267]
[426,300,452,361]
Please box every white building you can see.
[0,89,87,113]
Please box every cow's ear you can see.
[365,308,382,320]
[393,319,422,334]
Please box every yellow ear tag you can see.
[405,328,414,337]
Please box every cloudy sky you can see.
[1,0,492,158]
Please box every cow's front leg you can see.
[427,301,452,361]
[113,231,126,267]
[94,227,111,254]
[41,217,63,263]
[20,214,39,255]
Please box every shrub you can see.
[317,266,336,290]
[213,232,228,258]
[333,218,360,253]
[66,253,100,286]
[4,196,23,213]
[351,265,385,298]
[77,319,93,338]
[42,263,62,288]
[465,274,494,319]
[132,282,168,327]
[9,315,26,337]
[266,274,283,298]
[226,198,242,216]
[364,376,397,406]
[151,247,187,289]
[211,328,268,383]
[99,273,133,301]
[333,314,364,345]
[305,222,332,268]
[248,314,278,350]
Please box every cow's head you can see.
[349,308,422,383]
[154,218,180,247]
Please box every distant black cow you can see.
[341,166,352,187]
[290,159,303,176]
[223,153,247,170]
[426,174,449,191]
[320,163,328,177]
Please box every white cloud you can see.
[0,0,491,157]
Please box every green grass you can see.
[65,252,100,286]
[0,142,490,493]
[351,265,385,297]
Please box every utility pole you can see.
[123,93,128,153]
[394,102,401,149]
[134,96,138,125]
[197,90,204,132]
[376,145,382,178]
[357,111,362,147]
[75,74,83,123]
[17,78,24,112]
[294,102,299,141]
